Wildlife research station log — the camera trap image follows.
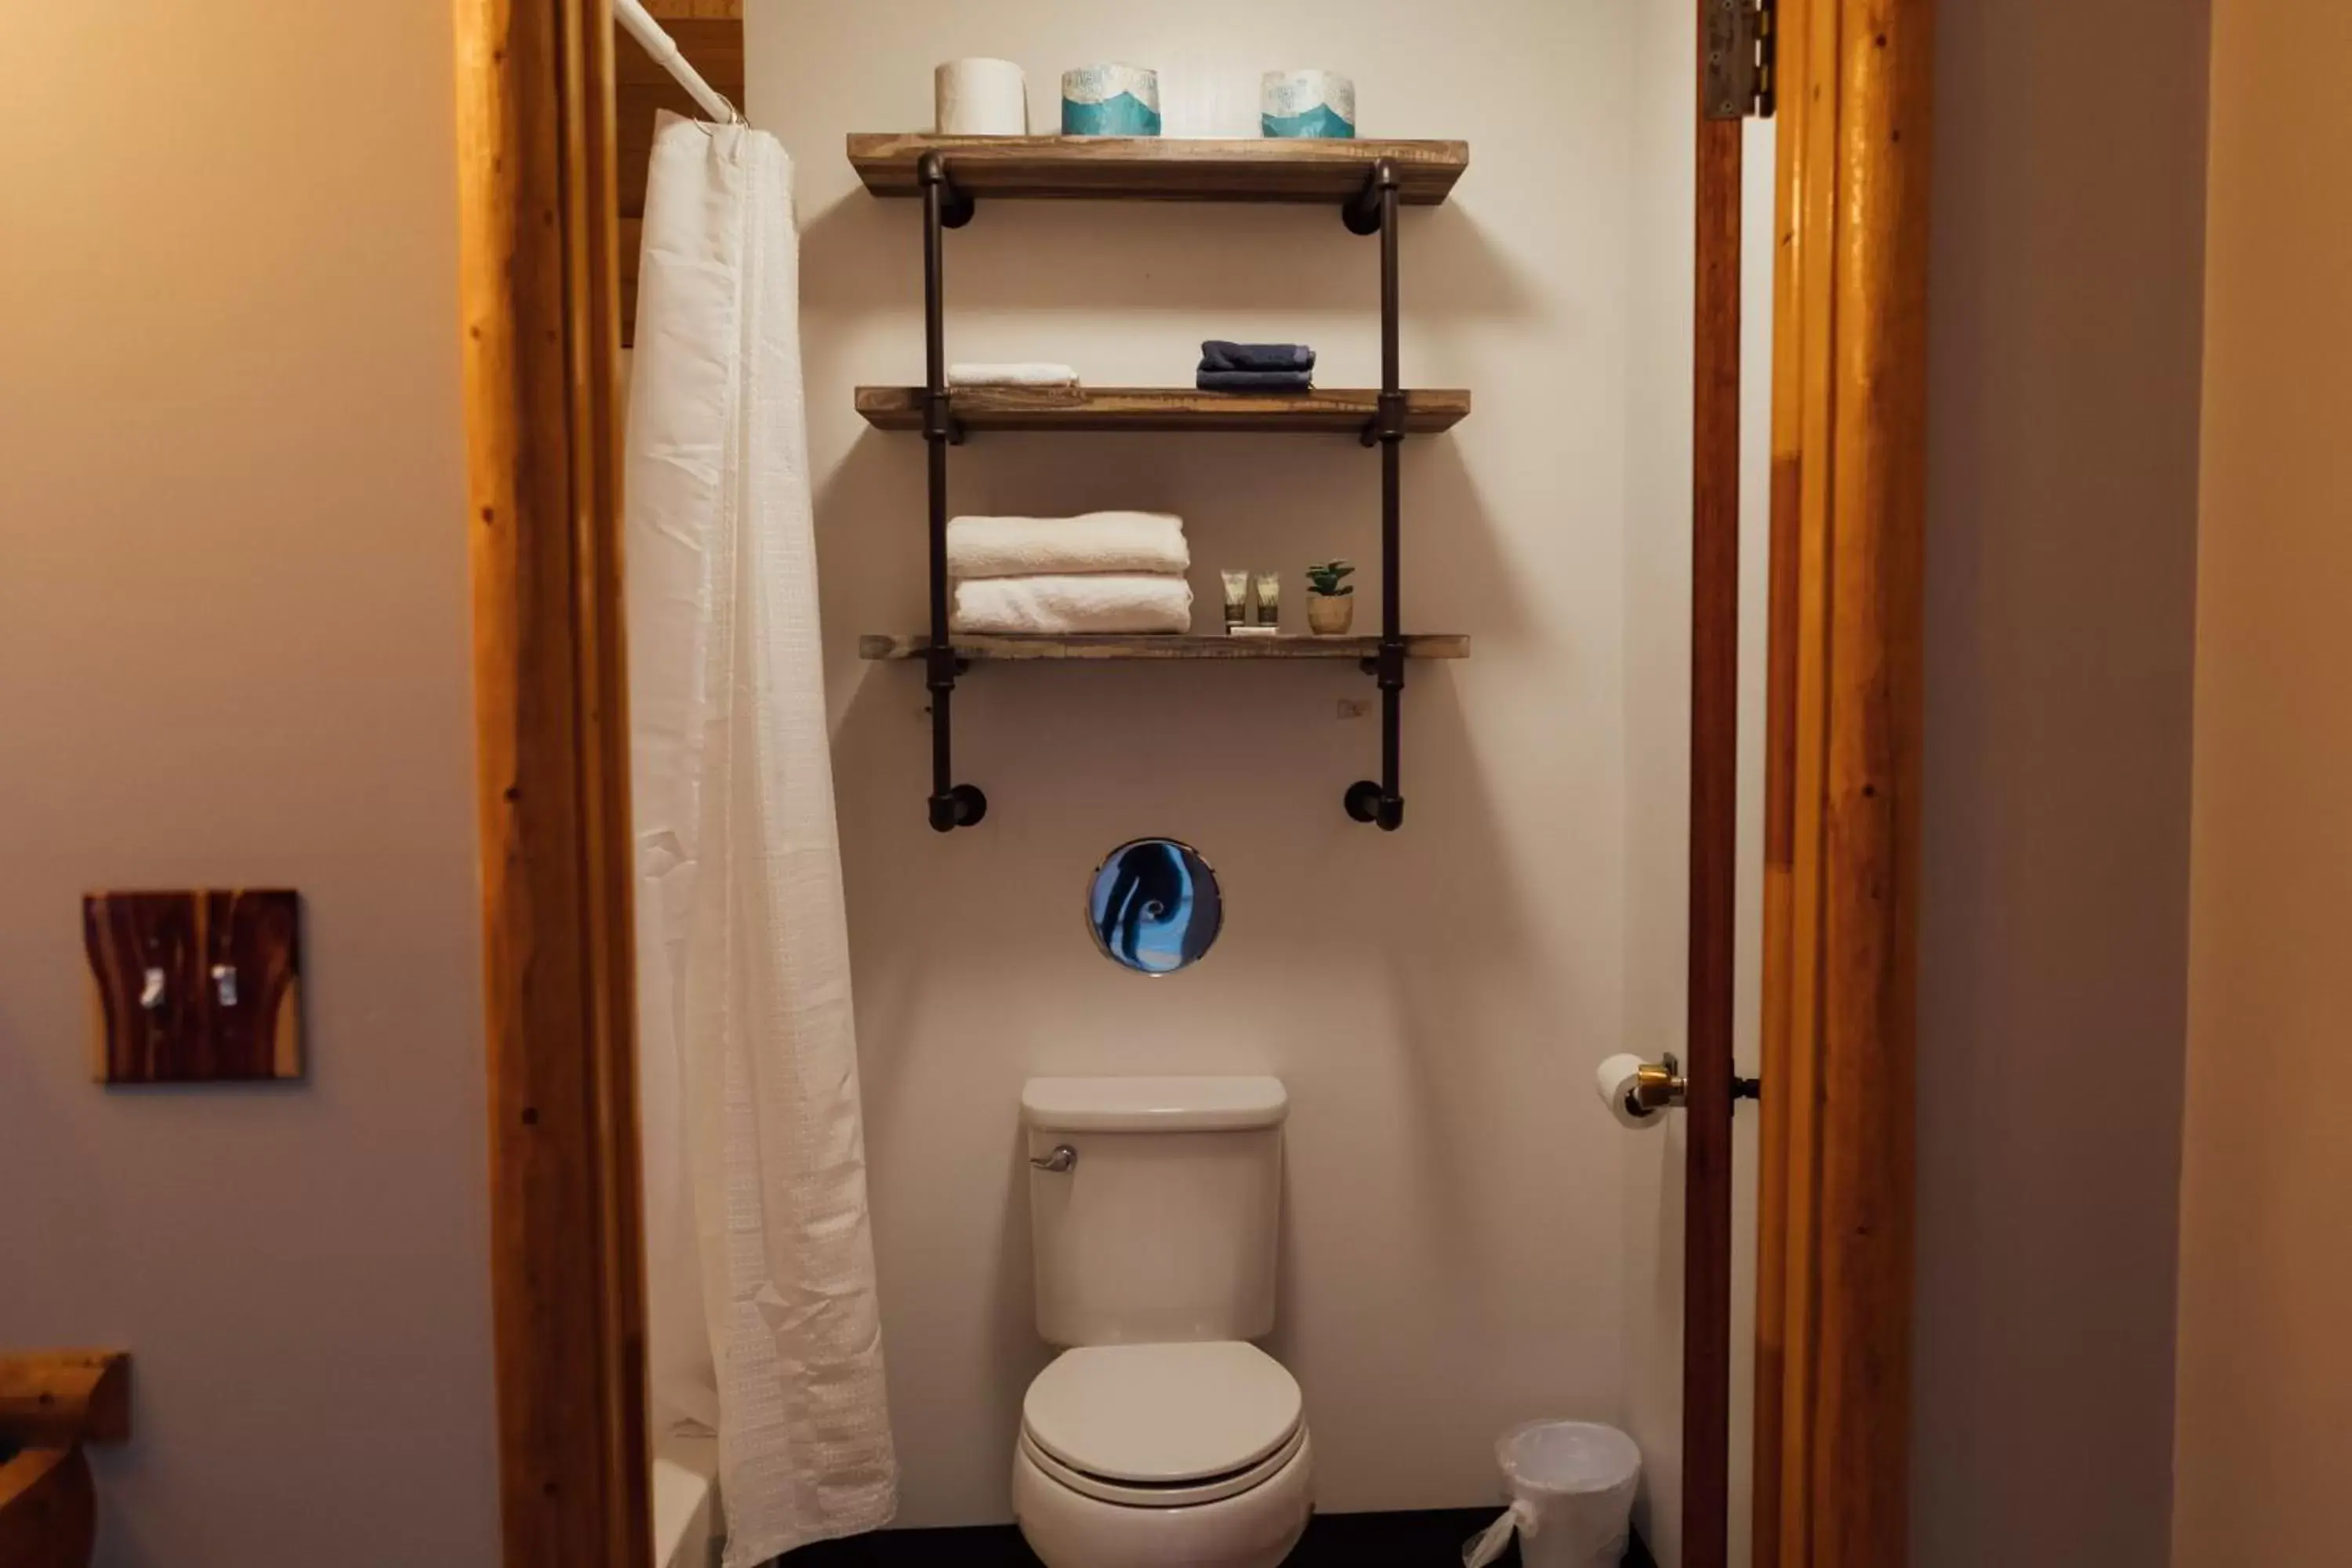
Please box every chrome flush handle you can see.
[1029,1145,1077,1174]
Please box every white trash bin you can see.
[1461,1420,1642,1568]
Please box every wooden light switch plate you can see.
[82,890,302,1083]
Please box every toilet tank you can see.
[1023,1076,1287,1347]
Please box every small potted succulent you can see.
[1305,560,1356,634]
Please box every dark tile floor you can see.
[779,1510,1656,1567]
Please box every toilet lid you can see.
[1022,1341,1303,1485]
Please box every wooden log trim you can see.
[0,1353,129,1448]
[1755,1,1932,1565]
[1752,0,1819,1560]
[1809,2,1929,1559]
[0,1446,96,1568]
[452,0,651,1564]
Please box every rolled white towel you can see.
[946,361,1080,387]
[947,511,1189,579]
[953,575,1194,635]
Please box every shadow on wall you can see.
[799,189,1541,320]
[1911,2,2206,1565]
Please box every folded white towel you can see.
[947,361,1080,387]
[952,575,1194,635]
[946,511,1189,579]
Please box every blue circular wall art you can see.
[1087,838,1221,975]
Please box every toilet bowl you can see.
[1014,1078,1308,1568]
[1013,1341,1312,1568]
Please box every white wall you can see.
[0,5,498,1566]
[1915,2,2209,1563]
[750,2,1769,1551]
[2172,1,2352,1561]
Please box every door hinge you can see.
[1704,0,1777,121]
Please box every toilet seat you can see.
[1022,1341,1305,1494]
[1018,1421,1308,1508]
[1013,1427,1314,1568]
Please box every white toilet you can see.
[1013,1076,1312,1568]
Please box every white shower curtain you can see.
[625,112,898,1565]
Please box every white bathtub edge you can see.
[652,1432,720,1568]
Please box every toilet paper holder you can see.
[1600,1053,1763,1125]
[1624,1054,1690,1118]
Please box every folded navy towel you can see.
[1197,369,1316,392]
[1200,340,1316,373]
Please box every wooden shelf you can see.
[846,127,1473,829]
[858,633,1469,662]
[855,386,1471,435]
[848,135,1469,206]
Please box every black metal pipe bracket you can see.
[1343,161,1407,832]
[1341,166,1390,236]
[1359,387,1411,448]
[918,151,985,831]
[919,151,976,228]
[921,388,965,446]
[928,782,989,833]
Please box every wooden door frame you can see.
[1748,1,1932,1564]
[1681,6,1745,1556]
[452,0,649,1563]
[447,2,1931,1562]
[1688,1,1932,1563]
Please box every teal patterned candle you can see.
[1061,64,1161,136]
[1261,70,1356,138]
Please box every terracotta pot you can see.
[1307,593,1355,634]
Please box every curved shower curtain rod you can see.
[615,0,745,125]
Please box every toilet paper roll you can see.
[1062,64,1162,136]
[936,58,1029,136]
[1595,1054,1660,1131]
[1261,69,1357,139]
